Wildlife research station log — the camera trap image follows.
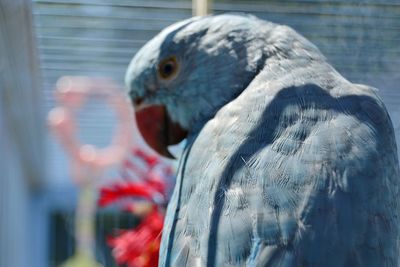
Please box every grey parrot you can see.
[125,14,400,267]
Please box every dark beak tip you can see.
[163,148,176,160]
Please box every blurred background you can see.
[1,0,399,266]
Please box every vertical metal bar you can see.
[192,0,212,16]
[0,0,44,266]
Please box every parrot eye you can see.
[158,56,179,80]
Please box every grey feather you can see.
[126,14,400,267]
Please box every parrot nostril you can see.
[134,97,144,107]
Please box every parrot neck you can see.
[187,52,269,136]
[173,22,326,136]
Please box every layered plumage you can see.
[126,14,400,267]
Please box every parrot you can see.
[125,14,400,267]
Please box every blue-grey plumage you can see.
[126,14,400,267]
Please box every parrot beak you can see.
[134,104,187,159]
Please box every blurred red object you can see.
[107,206,163,267]
[98,148,173,267]
[98,178,166,208]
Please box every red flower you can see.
[133,149,159,168]
[107,206,164,267]
[97,178,166,208]
[98,148,173,267]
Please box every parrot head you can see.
[125,14,322,158]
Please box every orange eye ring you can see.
[158,56,179,80]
